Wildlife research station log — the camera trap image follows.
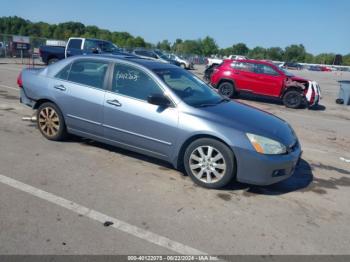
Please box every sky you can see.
[1,0,349,54]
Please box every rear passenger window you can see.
[254,64,279,76]
[112,63,163,101]
[231,62,254,72]
[55,63,71,80]
[67,60,109,89]
[68,39,82,49]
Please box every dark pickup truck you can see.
[39,37,129,65]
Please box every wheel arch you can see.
[33,98,58,109]
[217,78,236,89]
[281,86,304,98]
[175,133,237,171]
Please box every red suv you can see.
[210,59,321,108]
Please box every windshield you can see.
[280,68,294,77]
[153,68,225,107]
[97,41,118,53]
[160,54,169,60]
[153,50,164,56]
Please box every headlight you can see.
[246,133,287,155]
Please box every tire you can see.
[283,90,303,109]
[37,102,67,141]
[218,81,235,98]
[180,63,186,69]
[184,138,235,189]
[48,58,59,65]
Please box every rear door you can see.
[52,59,109,136]
[103,62,179,159]
[231,61,258,91]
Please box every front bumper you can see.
[234,142,302,186]
[306,81,322,107]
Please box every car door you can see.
[103,62,179,159]
[252,63,284,97]
[52,59,109,136]
[231,61,258,91]
[65,38,83,58]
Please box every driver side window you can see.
[112,64,163,101]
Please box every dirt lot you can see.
[0,62,349,255]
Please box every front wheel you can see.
[184,138,235,189]
[283,90,303,109]
[37,102,67,141]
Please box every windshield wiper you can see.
[196,98,230,107]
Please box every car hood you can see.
[189,101,297,147]
[290,75,308,82]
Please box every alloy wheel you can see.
[189,145,226,183]
[38,107,60,137]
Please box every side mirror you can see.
[147,94,172,107]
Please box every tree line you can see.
[1,16,349,65]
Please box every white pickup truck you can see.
[206,55,247,66]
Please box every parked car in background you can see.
[153,50,181,67]
[319,66,332,72]
[206,55,247,67]
[18,55,302,189]
[167,54,194,69]
[280,62,302,70]
[308,65,322,71]
[206,56,224,67]
[39,45,65,64]
[132,49,169,63]
[39,37,130,65]
[210,59,321,108]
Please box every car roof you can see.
[71,54,178,70]
[228,59,276,66]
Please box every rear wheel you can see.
[283,90,303,109]
[218,81,235,98]
[180,63,186,69]
[184,138,235,189]
[37,102,67,141]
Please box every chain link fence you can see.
[0,33,206,66]
[0,34,46,65]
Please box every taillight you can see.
[17,72,23,88]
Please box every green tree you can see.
[266,47,283,61]
[201,36,218,56]
[304,53,314,63]
[157,40,171,51]
[284,44,306,62]
[248,46,267,59]
[231,43,249,56]
[313,53,335,64]
[172,38,183,52]
[342,54,350,66]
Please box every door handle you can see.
[106,99,122,107]
[54,84,66,91]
